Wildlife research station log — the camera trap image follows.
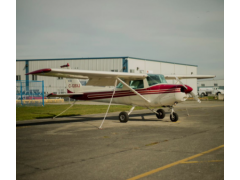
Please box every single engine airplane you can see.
[26,63,215,123]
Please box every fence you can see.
[16,80,45,106]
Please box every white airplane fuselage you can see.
[70,84,190,107]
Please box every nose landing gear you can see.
[170,106,178,122]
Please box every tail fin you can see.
[61,63,82,93]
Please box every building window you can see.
[16,75,21,81]
[130,69,135,73]
[111,70,118,72]
[201,84,205,87]
[32,75,37,80]
[214,83,218,86]
[57,89,65,94]
[140,70,144,73]
[57,77,63,80]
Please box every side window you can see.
[116,82,123,89]
[116,79,125,89]
[129,80,144,89]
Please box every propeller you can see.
[175,77,201,103]
[190,91,201,103]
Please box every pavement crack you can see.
[17,161,43,171]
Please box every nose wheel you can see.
[170,112,178,122]
[170,107,178,122]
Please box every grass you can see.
[16,104,147,121]
[205,96,218,100]
[187,96,218,101]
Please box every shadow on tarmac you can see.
[16,112,171,127]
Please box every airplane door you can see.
[129,80,145,105]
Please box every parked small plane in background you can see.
[26,63,215,123]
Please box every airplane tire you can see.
[156,109,165,119]
[170,112,178,122]
[119,112,129,123]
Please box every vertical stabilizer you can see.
[60,63,82,93]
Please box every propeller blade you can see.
[175,76,201,103]
[190,91,201,103]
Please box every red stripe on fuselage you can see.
[71,84,185,101]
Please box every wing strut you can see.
[117,78,151,103]
[98,79,118,129]
[53,100,77,119]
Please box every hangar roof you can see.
[16,56,197,67]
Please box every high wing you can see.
[164,75,216,80]
[26,68,216,86]
[26,68,148,86]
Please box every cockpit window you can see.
[159,74,167,84]
[117,79,144,89]
[116,82,123,88]
[147,74,167,86]
[129,80,144,89]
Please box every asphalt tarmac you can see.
[16,101,224,180]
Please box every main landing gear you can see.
[119,106,135,123]
[119,112,129,123]
[156,109,165,119]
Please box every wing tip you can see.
[47,93,56,97]
[25,68,52,75]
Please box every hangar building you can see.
[16,56,198,95]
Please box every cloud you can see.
[16,0,223,79]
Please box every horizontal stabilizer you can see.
[47,93,83,97]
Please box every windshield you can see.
[147,74,167,86]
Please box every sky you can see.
[16,0,224,79]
